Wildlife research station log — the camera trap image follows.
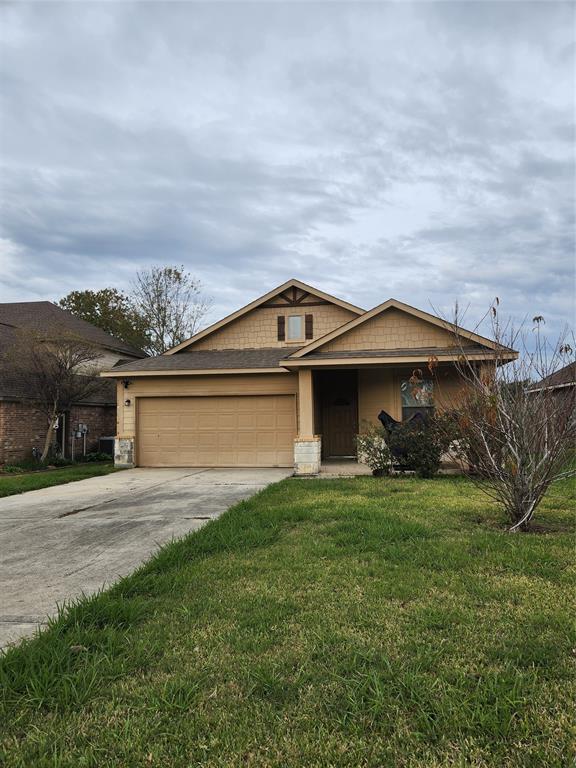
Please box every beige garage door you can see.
[137,395,296,467]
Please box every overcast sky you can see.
[0,1,574,339]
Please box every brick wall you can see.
[0,402,47,465]
[0,401,116,465]
[67,404,116,458]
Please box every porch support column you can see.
[294,368,321,475]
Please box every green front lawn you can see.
[0,462,120,498]
[1,476,574,767]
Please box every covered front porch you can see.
[292,362,459,475]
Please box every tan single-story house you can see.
[102,279,516,474]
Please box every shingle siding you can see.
[190,305,357,351]
[321,308,456,353]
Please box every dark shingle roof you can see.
[0,302,145,358]
[109,347,301,372]
[0,322,115,403]
[529,362,576,391]
[0,365,116,405]
[0,304,140,402]
[290,346,490,360]
[107,344,501,374]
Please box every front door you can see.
[321,371,358,457]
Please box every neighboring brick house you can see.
[0,302,145,465]
[528,362,576,395]
[528,362,576,422]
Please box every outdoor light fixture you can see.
[122,378,131,389]
[124,398,131,407]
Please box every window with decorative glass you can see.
[400,371,434,421]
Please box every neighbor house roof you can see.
[164,278,365,355]
[528,362,576,392]
[0,302,146,358]
[0,302,144,401]
[0,322,116,403]
[0,369,116,405]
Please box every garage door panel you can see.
[257,433,277,449]
[217,414,238,429]
[276,413,295,428]
[235,398,256,411]
[137,395,295,467]
[195,413,213,428]
[179,413,199,429]
[194,432,219,449]
[217,432,237,448]
[155,434,179,449]
[237,431,257,448]
[237,413,257,429]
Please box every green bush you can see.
[1,452,112,474]
[1,464,27,474]
[77,452,113,463]
[3,456,74,471]
[356,424,392,476]
[49,456,75,467]
[388,413,457,478]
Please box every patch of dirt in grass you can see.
[470,515,574,535]
[522,521,575,535]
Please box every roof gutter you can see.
[282,352,518,368]
[100,367,291,378]
[527,381,576,393]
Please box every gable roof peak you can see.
[289,295,508,358]
[164,278,365,354]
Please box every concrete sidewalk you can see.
[0,467,290,648]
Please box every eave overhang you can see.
[282,351,518,368]
[100,367,291,378]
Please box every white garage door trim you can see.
[136,394,296,468]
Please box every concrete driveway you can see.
[0,467,291,648]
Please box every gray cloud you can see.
[0,1,574,340]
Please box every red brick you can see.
[0,401,115,465]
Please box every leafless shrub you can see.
[437,304,575,531]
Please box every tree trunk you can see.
[509,492,536,532]
[40,412,57,463]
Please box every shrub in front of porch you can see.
[387,413,457,478]
[356,424,392,476]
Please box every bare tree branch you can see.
[4,328,103,462]
[437,305,575,531]
[131,265,213,355]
